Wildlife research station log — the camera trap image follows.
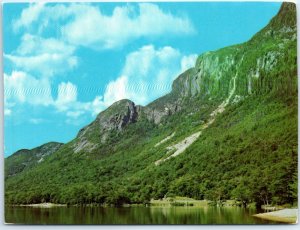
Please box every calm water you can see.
[5,206,277,225]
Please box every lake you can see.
[5,206,278,224]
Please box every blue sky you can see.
[3,2,281,157]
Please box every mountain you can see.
[5,142,63,178]
[5,2,297,207]
[74,99,141,153]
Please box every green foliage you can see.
[5,3,297,207]
[5,142,63,179]
[5,93,297,206]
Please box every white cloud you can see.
[53,82,105,119]
[4,71,53,106]
[180,54,198,73]
[88,96,106,116]
[5,34,77,77]
[16,34,75,56]
[99,45,197,106]
[13,3,45,32]
[4,96,14,117]
[8,3,197,122]
[4,72,105,121]
[102,76,129,106]
[66,111,84,119]
[62,3,195,49]
[13,3,195,50]
[4,45,197,123]
[55,82,78,111]
[13,3,73,33]
[4,109,12,116]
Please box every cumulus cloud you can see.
[99,45,197,106]
[13,3,195,50]
[101,76,129,106]
[13,3,45,32]
[180,54,198,73]
[4,45,197,122]
[4,71,53,106]
[7,3,198,122]
[55,82,78,111]
[4,34,77,77]
[62,3,195,49]
[53,82,106,119]
[4,74,105,120]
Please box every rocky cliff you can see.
[72,2,297,151]
[74,99,142,152]
[174,3,295,98]
[144,2,296,124]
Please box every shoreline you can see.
[17,203,67,208]
[253,208,298,224]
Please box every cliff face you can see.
[144,2,296,124]
[173,2,296,98]
[83,99,139,135]
[72,2,296,149]
[74,99,141,153]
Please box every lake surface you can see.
[5,206,278,224]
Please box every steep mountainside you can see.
[73,99,141,153]
[5,3,297,207]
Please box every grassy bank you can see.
[150,197,257,207]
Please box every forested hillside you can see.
[5,2,297,207]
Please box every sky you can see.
[3,2,281,157]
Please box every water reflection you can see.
[5,206,276,224]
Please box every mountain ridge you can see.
[7,2,296,158]
[5,142,63,178]
[5,2,297,207]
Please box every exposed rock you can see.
[143,101,181,124]
[72,1,296,152]
[155,131,202,166]
[154,132,175,147]
[95,99,138,131]
[73,139,97,154]
[74,99,140,152]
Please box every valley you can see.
[4,2,297,215]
